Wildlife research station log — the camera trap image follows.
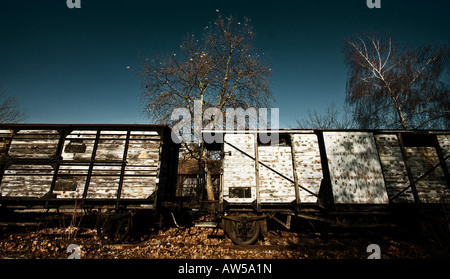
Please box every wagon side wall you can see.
[0,125,177,209]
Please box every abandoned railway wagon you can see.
[0,124,179,243]
[1,124,450,245]
[213,129,450,244]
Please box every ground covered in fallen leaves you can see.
[0,224,449,259]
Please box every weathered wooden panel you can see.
[120,176,157,199]
[406,146,450,203]
[122,135,161,199]
[60,130,163,200]
[324,132,389,204]
[292,133,323,203]
[8,130,60,159]
[1,164,53,197]
[129,130,160,140]
[86,165,122,199]
[374,134,414,203]
[223,133,257,202]
[54,164,89,198]
[126,141,160,167]
[62,130,97,161]
[95,131,127,161]
[0,125,175,205]
[258,145,295,203]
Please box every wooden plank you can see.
[374,134,414,203]
[292,134,323,203]
[323,132,389,204]
[405,146,450,203]
[53,175,86,198]
[120,176,157,199]
[223,134,257,203]
[258,145,295,203]
[1,164,53,197]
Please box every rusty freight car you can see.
[1,125,450,246]
[206,129,450,244]
[0,124,179,243]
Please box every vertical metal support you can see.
[219,143,225,212]
[434,135,450,192]
[289,134,301,211]
[0,129,14,188]
[315,131,334,208]
[116,130,131,209]
[397,133,421,204]
[83,130,101,200]
[49,129,68,195]
[253,132,261,212]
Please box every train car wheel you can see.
[97,211,133,244]
[223,213,261,245]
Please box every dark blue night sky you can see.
[1,0,449,127]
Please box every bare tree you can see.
[344,35,450,130]
[137,13,274,200]
[0,86,27,123]
[296,102,357,129]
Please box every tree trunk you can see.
[202,148,215,201]
[390,94,409,130]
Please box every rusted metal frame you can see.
[223,140,319,198]
[153,136,164,209]
[0,130,14,189]
[219,155,225,212]
[116,130,131,210]
[315,131,334,208]
[48,129,70,196]
[390,154,450,202]
[82,130,101,200]
[222,214,266,222]
[266,212,292,229]
[434,136,450,192]
[253,133,261,212]
[0,123,169,131]
[289,134,301,211]
[397,133,421,204]
[372,132,391,198]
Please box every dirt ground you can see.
[0,223,449,260]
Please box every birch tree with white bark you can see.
[344,35,449,130]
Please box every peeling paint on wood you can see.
[292,133,323,203]
[374,134,414,203]
[323,132,389,204]
[406,146,450,203]
[223,133,257,202]
[222,131,450,207]
[258,145,295,203]
[0,126,175,204]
